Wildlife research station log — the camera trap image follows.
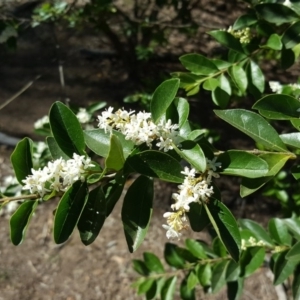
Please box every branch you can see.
[0,194,39,204]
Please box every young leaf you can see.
[46,136,70,160]
[126,150,184,183]
[49,102,85,157]
[253,94,300,120]
[138,278,155,295]
[10,138,33,184]
[10,200,38,245]
[203,78,219,91]
[228,65,248,93]
[143,252,165,273]
[161,276,177,300]
[262,33,282,50]
[84,129,134,159]
[174,141,206,172]
[179,53,218,75]
[54,181,89,244]
[77,185,106,246]
[197,264,212,287]
[239,219,273,247]
[122,175,153,252]
[105,134,125,171]
[286,241,300,261]
[205,199,241,262]
[209,30,244,53]
[151,79,180,123]
[214,109,288,152]
[255,3,299,25]
[217,150,268,178]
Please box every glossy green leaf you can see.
[255,4,299,25]
[10,138,33,184]
[10,200,38,245]
[205,199,241,262]
[105,134,125,171]
[280,132,300,148]
[126,150,184,183]
[122,176,153,252]
[273,250,297,285]
[143,252,165,273]
[49,102,85,157]
[164,243,185,268]
[262,33,282,50]
[46,136,70,160]
[240,247,265,277]
[84,129,134,158]
[233,13,257,30]
[248,60,265,93]
[180,277,196,300]
[212,59,232,70]
[228,50,247,63]
[291,119,300,131]
[253,94,300,120]
[282,21,300,49]
[138,278,155,295]
[214,109,288,152]
[219,74,232,94]
[174,141,206,172]
[217,150,268,178]
[77,185,106,246]
[211,260,228,293]
[227,278,244,300]
[161,276,177,300]
[209,30,244,53]
[203,78,219,91]
[186,202,210,232]
[228,65,248,93]
[197,264,212,287]
[166,97,190,128]
[283,218,300,240]
[179,53,218,75]
[291,164,300,180]
[239,219,273,247]
[213,237,227,257]
[187,271,198,290]
[151,79,180,123]
[54,181,89,244]
[132,259,150,276]
[185,239,207,259]
[286,241,300,261]
[226,260,240,282]
[281,47,295,69]
[212,87,230,108]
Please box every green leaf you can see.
[240,247,265,277]
[86,101,107,114]
[205,200,241,262]
[209,30,244,53]
[214,109,288,152]
[151,79,180,123]
[10,200,38,245]
[226,260,240,282]
[10,138,33,185]
[46,136,69,160]
[138,278,155,295]
[185,239,207,259]
[227,278,244,300]
[248,60,265,93]
[273,250,297,285]
[255,4,299,25]
[233,13,257,30]
[212,87,230,108]
[77,185,106,246]
[53,181,89,244]
[283,218,300,240]
[281,47,295,69]
[291,119,300,131]
[174,141,206,172]
[105,134,125,171]
[197,264,212,287]
[180,277,196,300]
[132,259,150,276]
[122,176,153,252]
[187,271,198,290]
[280,132,300,149]
[286,241,300,261]
[179,53,218,75]
[282,21,300,49]
[228,65,248,93]
[262,33,282,50]
[239,219,273,247]
[143,252,165,273]
[166,97,190,128]
[253,94,300,120]
[217,150,269,178]
[161,276,177,300]
[293,265,300,299]
[49,102,85,157]
[84,129,134,158]
[126,150,184,183]
[186,202,210,232]
[164,243,185,268]
[203,78,219,91]
[211,260,228,293]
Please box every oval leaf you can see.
[105,134,125,171]
[122,176,153,252]
[228,65,248,93]
[280,132,300,149]
[209,30,244,53]
[286,241,300,261]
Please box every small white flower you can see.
[269,81,283,93]
[34,115,49,129]
[162,224,182,240]
[76,108,91,124]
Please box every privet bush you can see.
[1,0,300,299]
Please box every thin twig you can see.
[0,75,41,111]
[0,194,39,204]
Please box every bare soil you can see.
[0,1,297,299]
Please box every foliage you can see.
[1,0,300,299]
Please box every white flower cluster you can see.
[227,26,252,44]
[163,157,221,240]
[97,107,180,152]
[241,237,267,250]
[22,154,94,197]
[76,108,92,124]
[34,115,49,130]
[269,81,300,94]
